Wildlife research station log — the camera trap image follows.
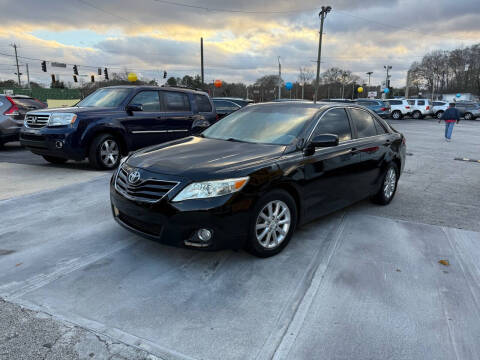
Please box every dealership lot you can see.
[1,119,480,359]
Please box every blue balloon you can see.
[383,88,390,94]
[456,93,461,98]
[285,82,293,90]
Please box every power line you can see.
[76,0,143,25]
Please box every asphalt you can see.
[0,118,479,360]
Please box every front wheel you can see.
[436,111,444,119]
[391,110,402,120]
[464,112,473,120]
[412,111,422,119]
[371,163,398,205]
[245,190,297,258]
[88,134,121,170]
[42,155,68,164]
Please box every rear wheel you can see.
[245,190,297,258]
[391,110,402,120]
[412,111,422,119]
[42,155,68,164]
[88,134,121,170]
[371,163,398,205]
[436,111,444,119]
[464,112,473,120]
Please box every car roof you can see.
[213,97,253,101]
[102,85,209,96]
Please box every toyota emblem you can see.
[128,170,141,184]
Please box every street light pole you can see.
[366,71,373,88]
[277,56,281,100]
[384,65,392,98]
[314,6,331,104]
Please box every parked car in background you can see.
[212,98,242,119]
[111,102,405,257]
[386,99,411,119]
[355,99,391,118]
[20,86,216,169]
[0,94,46,147]
[320,98,354,103]
[212,97,252,119]
[407,99,433,119]
[432,101,449,119]
[455,101,480,120]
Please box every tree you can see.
[298,67,314,99]
[51,80,66,89]
[166,77,177,86]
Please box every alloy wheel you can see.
[100,139,119,167]
[465,113,472,120]
[383,167,397,200]
[255,200,291,249]
[436,112,443,119]
[392,111,401,119]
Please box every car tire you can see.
[391,110,402,120]
[412,111,422,119]
[464,112,473,120]
[371,163,399,205]
[436,111,444,119]
[245,189,297,258]
[42,155,68,164]
[88,134,121,170]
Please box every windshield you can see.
[77,88,131,107]
[202,105,318,145]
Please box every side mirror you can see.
[191,116,211,134]
[126,104,143,113]
[310,134,339,148]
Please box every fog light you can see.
[55,140,64,149]
[113,206,119,217]
[197,228,212,242]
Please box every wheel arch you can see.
[269,181,303,225]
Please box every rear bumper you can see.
[19,127,85,160]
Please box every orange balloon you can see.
[214,79,222,88]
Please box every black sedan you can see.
[110,102,406,257]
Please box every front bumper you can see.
[110,175,253,251]
[19,127,84,160]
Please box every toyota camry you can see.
[110,102,406,257]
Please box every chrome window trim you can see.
[131,129,189,134]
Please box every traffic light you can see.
[91,75,95,83]
[51,74,56,83]
[97,68,102,75]
[73,65,78,75]
[104,67,109,80]
[41,61,47,72]
[73,75,78,83]
[163,71,167,79]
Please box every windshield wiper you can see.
[225,137,247,143]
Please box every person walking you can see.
[439,103,460,141]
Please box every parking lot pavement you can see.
[0,119,479,359]
[0,142,109,200]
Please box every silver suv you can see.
[407,99,433,119]
[387,99,411,119]
[432,101,449,119]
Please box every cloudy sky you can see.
[0,0,479,87]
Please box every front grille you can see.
[118,212,163,236]
[115,166,179,203]
[25,113,50,128]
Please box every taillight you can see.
[426,106,430,110]
[216,114,220,121]
[380,107,387,111]
[405,106,410,109]
[3,96,19,116]
[402,137,406,145]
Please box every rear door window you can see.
[389,100,401,105]
[349,108,377,138]
[129,91,160,111]
[417,100,425,105]
[407,100,415,105]
[214,100,240,111]
[313,108,352,142]
[195,95,212,112]
[163,92,191,112]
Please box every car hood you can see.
[127,136,286,180]
[27,106,120,115]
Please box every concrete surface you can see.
[0,120,479,359]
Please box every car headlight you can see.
[48,113,77,127]
[172,177,249,202]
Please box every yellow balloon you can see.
[127,73,138,82]
[357,86,364,93]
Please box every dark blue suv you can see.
[20,86,216,169]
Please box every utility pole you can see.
[277,56,281,100]
[366,71,373,88]
[11,43,21,86]
[384,65,392,98]
[314,6,331,103]
[405,70,410,99]
[200,37,204,85]
[26,63,31,89]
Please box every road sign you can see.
[368,91,377,98]
[51,62,67,68]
